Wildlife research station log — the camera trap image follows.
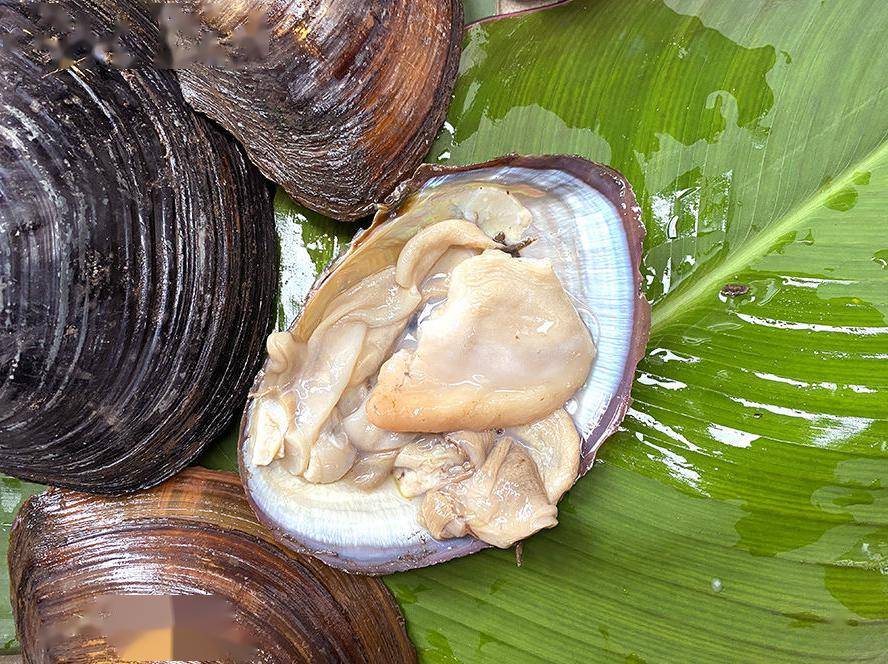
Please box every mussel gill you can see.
[240,155,650,573]
[168,0,464,221]
[0,1,277,492]
[9,468,416,662]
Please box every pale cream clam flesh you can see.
[239,155,650,573]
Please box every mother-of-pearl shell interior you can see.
[241,165,638,571]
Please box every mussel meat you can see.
[167,0,464,221]
[239,155,649,573]
[9,468,416,662]
[0,1,277,492]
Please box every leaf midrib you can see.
[649,136,888,335]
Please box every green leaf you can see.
[0,479,41,654]
[463,0,499,25]
[385,1,888,662]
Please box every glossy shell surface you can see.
[9,468,416,662]
[0,1,277,492]
[173,0,464,221]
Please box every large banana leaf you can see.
[3,0,887,661]
[382,1,888,661]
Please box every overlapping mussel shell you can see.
[9,468,416,662]
[169,0,464,221]
[0,1,277,492]
[239,155,650,573]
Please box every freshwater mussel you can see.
[240,155,650,573]
[166,0,465,220]
[9,468,416,662]
[0,1,277,492]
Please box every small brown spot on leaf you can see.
[721,283,749,297]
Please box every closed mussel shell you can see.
[0,1,277,492]
[9,468,416,662]
[169,0,464,221]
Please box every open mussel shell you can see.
[169,0,464,221]
[239,155,650,573]
[0,2,277,492]
[9,468,416,662]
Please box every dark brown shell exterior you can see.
[172,0,464,221]
[9,468,416,663]
[0,2,278,492]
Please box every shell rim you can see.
[336,0,466,221]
